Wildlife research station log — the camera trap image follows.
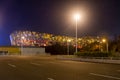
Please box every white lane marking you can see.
[90,73,120,80]
[48,78,54,80]
[30,62,42,66]
[48,62,61,65]
[48,62,56,64]
[8,64,16,68]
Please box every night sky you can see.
[0,0,120,45]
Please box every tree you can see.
[45,42,75,55]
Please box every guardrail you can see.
[78,57,120,60]
[56,55,120,64]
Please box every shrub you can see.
[75,51,112,57]
[45,43,75,55]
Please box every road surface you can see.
[0,55,120,80]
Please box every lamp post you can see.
[74,14,80,53]
[102,39,108,52]
[67,39,71,55]
[21,36,25,55]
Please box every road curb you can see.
[57,57,120,64]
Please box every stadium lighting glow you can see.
[67,39,71,42]
[21,36,25,39]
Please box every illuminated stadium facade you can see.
[10,31,51,46]
[10,31,103,49]
[9,31,71,47]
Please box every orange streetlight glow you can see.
[102,39,106,43]
[102,39,108,52]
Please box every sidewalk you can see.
[56,55,120,64]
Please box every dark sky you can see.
[0,0,120,45]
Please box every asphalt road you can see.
[0,55,120,80]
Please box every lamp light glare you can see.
[74,13,82,20]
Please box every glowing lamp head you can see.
[74,13,81,20]
[102,39,106,43]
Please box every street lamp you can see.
[21,36,25,55]
[102,39,108,52]
[74,13,81,53]
[67,39,71,55]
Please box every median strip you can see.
[48,78,54,80]
[48,62,62,65]
[8,64,16,68]
[30,62,42,66]
[90,73,120,80]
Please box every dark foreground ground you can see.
[0,55,120,80]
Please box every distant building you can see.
[0,46,46,55]
[10,30,105,51]
[10,30,71,47]
[10,31,53,47]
